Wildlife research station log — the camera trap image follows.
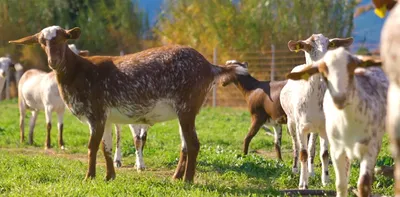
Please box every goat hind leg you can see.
[307,133,317,177]
[272,124,283,161]
[28,110,38,145]
[102,123,116,181]
[114,124,122,168]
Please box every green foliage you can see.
[0,0,148,70]
[156,0,357,60]
[0,100,394,196]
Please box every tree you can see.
[0,0,148,70]
[155,0,358,60]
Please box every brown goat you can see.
[9,26,247,182]
[222,60,287,160]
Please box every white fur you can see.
[42,26,61,40]
[321,48,388,197]
[68,44,79,55]
[280,34,331,189]
[0,57,12,95]
[19,70,65,149]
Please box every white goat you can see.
[18,69,65,149]
[0,57,13,97]
[287,47,388,197]
[281,34,353,189]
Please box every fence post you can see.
[5,70,10,99]
[212,47,217,107]
[270,44,275,81]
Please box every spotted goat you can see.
[9,26,247,181]
[374,0,400,195]
[69,44,149,171]
[222,60,287,161]
[281,34,353,189]
[287,47,388,197]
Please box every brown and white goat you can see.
[9,26,246,181]
[222,60,287,161]
[287,47,387,197]
[18,70,65,149]
[281,34,353,189]
[377,0,400,195]
[69,44,149,171]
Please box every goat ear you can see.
[356,55,382,67]
[286,64,319,81]
[78,50,89,57]
[328,37,354,49]
[66,27,81,40]
[288,40,311,53]
[9,34,38,45]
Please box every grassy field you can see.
[0,99,394,196]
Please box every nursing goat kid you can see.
[281,34,353,188]
[222,60,287,161]
[9,26,246,181]
[287,47,388,197]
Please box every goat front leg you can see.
[57,111,65,150]
[28,110,38,145]
[297,125,310,189]
[44,107,52,149]
[113,124,122,168]
[331,148,350,197]
[307,133,317,177]
[85,120,106,180]
[129,124,148,171]
[243,115,266,155]
[272,124,283,161]
[319,134,330,186]
[102,123,116,181]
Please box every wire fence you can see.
[203,47,307,108]
[1,44,380,108]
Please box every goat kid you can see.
[9,26,246,181]
[18,70,65,149]
[287,47,387,197]
[222,60,287,161]
[281,34,353,189]
[0,57,14,96]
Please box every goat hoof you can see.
[84,173,95,181]
[114,161,122,168]
[104,174,116,181]
[60,146,65,150]
[292,168,299,174]
[298,185,308,190]
[136,165,146,172]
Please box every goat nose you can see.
[332,94,347,109]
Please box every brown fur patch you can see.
[358,173,372,197]
[300,149,308,162]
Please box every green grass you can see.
[0,99,394,196]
